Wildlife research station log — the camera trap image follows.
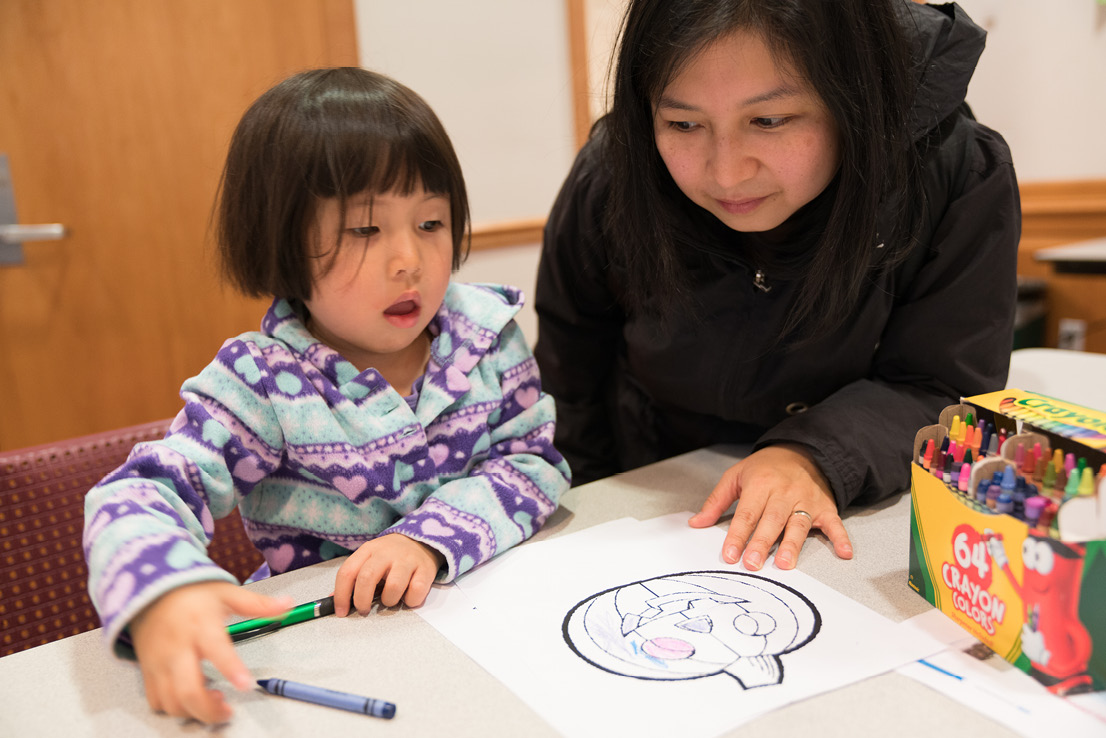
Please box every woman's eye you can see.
[419,220,444,232]
[752,116,788,129]
[667,121,699,132]
[347,226,378,237]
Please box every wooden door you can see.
[0,0,357,449]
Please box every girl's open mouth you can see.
[383,295,422,328]
[384,300,418,316]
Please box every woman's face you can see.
[653,30,841,233]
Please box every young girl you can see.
[84,67,570,724]
[536,1,1018,570]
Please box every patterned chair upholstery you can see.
[0,419,266,657]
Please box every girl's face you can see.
[653,30,841,233]
[305,187,453,375]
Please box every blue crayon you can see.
[976,478,989,505]
[256,678,396,719]
[1012,477,1027,519]
[996,491,1013,516]
[986,483,1001,510]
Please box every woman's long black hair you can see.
[603,0,922,339]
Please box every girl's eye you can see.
[752,116,788,129]
[419,220,444,232]
[666,121,699,132]
[347,226,378,237]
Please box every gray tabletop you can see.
[1033,236,1106,274]
[0,445,1017,737]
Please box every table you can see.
[0,446,1019,737]
[1007,347,1106,411]
[1033,237,1106,275]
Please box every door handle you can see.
[1,152,67,265]
[0,223,67,244]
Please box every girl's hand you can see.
[333,533,445,616]
[688,444,853,571]
[129,581,294,724]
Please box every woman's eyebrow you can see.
[741,85,800,106]
[656,84,801,112]
[656,95,700,112]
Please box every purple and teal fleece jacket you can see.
[84,282,570,651]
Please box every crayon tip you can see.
[1078,467,1094,497]
[958,463,971,492]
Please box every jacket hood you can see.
[900,2,987,139]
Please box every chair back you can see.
[0,419,265,657]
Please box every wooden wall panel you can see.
[1018,179,1106,352]
[0,1,358,450]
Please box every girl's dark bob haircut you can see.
[217,67,470,301]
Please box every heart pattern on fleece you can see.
[267,543,296,572]
[420,518,456,537]
[232,456,267,483]
[334,474,368,498]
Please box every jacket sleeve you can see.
[534,139,626,485]
[83,339,283,651]
[756,117,1021,510]
[384,319,571,580]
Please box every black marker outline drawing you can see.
[562,570,821,689]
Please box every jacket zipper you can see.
[753,269,771,293]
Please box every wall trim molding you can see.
[1020,179,1106,217]
[1018,178,1106,275]
[470,217,546,251]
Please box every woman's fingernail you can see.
[745,552,762,570]
[776,551,791,567]
[724,545,739,563]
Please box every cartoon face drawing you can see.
[562,571,820,689]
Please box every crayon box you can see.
[907,389,1106,696]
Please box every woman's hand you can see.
[129,581,293,724]
[333,533,445,616]
[688,444,853,570]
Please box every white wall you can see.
[353,1,578,225]
[957,0,1106,182]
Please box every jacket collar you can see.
[259,283,523,416]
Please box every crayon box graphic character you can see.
[984,530,1094,695]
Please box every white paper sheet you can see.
[421,513,948,738]
[897,610,1106,738]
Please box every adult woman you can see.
[535,0,1018,570]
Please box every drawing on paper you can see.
[562,570,821,689]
